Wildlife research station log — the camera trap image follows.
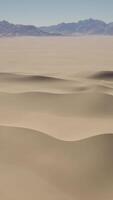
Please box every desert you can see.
[0,36,113,199]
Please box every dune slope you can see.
[0,91,113,116]
[0,126,113,200]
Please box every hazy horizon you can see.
[0,0,113,26]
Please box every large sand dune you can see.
[0,37,113,199]
[0,126,113,200]
[0,71,113,140]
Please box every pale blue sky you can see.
[0,0,113,26]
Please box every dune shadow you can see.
[0,72,65,82]
[90,71,113,81]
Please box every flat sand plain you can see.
[0,36,113,199]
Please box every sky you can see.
[0,0,113,26]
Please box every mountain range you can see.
[0,20,60,37]
[0,19,113,36]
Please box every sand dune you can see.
[0,72,73,93]
[0,91,113,117]
[0,126,113,200]
[0,70,113,140]
[0,37,113,199]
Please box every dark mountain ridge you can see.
[0,20,60,36]
[0,19,113,36]
[40,18,113,35]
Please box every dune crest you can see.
[0,91,113,117]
